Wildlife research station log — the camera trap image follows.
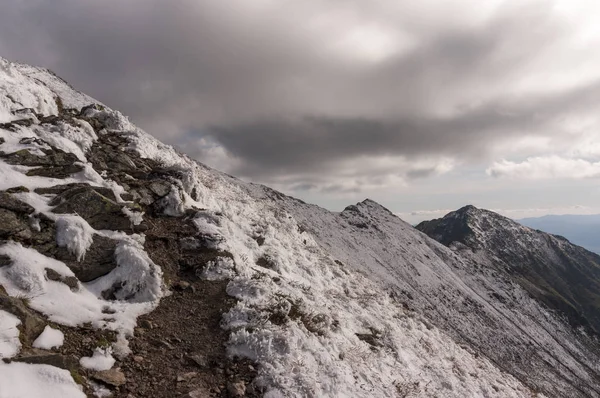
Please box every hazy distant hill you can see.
[519,214,600,254]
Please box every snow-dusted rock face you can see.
[418,205,600,334]
[257,193,600,397]
[0,56,592,397]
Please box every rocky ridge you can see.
[417,205,600,335]
[0,56,597,398]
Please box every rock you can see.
[15,353,78,370]
[93,368,126,387]
[227,381,246,397]
[174,280,190,291]
[184,387,212,398]
[63,276,79,291]
[0,209,31,239]
[45,268,62,281]
[0,292,46,346]
[133,356,144,363]
[0,148,79,167]
[148,181,171,197]
[26,164,84,179]
[51,185,140,231]
[80,103,105,116]
[0,192,35,214]
[45,269,80,291]
[176,372,197,382]
[139,320,153,330]
[55,234,117,282]
[0,254,12,267]
[187,353,208,368]
[35,183,94,196]
[5,186,29,193]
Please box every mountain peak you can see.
[418,205,600,337]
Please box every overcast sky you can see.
[2,0,600,223]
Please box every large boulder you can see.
[54,234,118,282]
[50,185,144,232]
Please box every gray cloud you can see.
[0,0,598,192]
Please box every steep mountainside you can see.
[519,214,600,254]
[258,193,600,398]
[417,205,600,335]
[0,57,598,398]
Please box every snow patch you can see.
[32,325,65,350]
[0,310,21,358]
[79,347,115,371]
[86,240,164,303]
[0,362,85,398]
[55,216,95,261]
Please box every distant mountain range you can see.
[518,214,600,254]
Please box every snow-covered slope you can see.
[252,193,600,397]
[418,205,600,335]
[0,57,592,397]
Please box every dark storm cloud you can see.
[0,0,596,190]
[202,76,600,179]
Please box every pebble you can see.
[227,380,246,397]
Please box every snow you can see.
[0,56,571,396]
[0,241,158,337]
[86,240,164,303]
[0,310,21,358]
[121,130,540,396]
[32,325,65,350]
[122,207,144,226]
[55,216,95,261]
[0,362,85,398]
[80,347,115,371]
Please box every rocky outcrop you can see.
[417,205,600,335]
[0,100,259,397]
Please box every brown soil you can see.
[113,279,259,398]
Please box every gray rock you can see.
[51,186,136,231]
[93,368,126,387]
[45,268,62,281]
[26,164,84,179]
[148,181,171,197]
[0,290,46,346]
[184,387,212,398]
[187,353,208,368]
[15,353,79,370]
[227,380,246,397]
[0,192,35,214]
[0,254,11,267]
[0,148,79,167]
[44,268,79,291]
[55,235,118,282]
[0,209,31,239]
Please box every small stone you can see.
[184,387,212,398]
[15,353,78,370]
[45,268,62,281]
[187,353,208,368]
[139,319,153,329]
[148,180,171,197]
[0,254,12,267]
[63,276,79,291]
[227,381,246,397]
[93,368,126,387]
[174,280,190,291]
[5,186,29,193]
[133,356,144,363]
[176,372,197,382]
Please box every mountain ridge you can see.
[1,57,600,397]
